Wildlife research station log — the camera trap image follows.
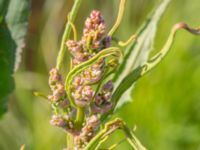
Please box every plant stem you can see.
[56,0,82,70]
[85,118,147,150]
[85,118,123,150]
[75,107,85,128]
[122,125,147,150]
[67,133,74,149]
[108,0,126,36]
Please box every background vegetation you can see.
[0,0,200,149]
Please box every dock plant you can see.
[34,0,200,149]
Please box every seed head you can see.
[49,68,62,88]
[82,10,106,51]
[72,85,94,107]
[50,115,67,127]
[83,10,105,38]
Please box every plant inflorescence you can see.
[35,0,200,149]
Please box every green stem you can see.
[85,118,123,150]
[85,118,147,150]
[122,125,147,150]
[33,91,48,100]
[56,0,82,70]
[108,0,126,36]
[107,138,126,150]
[75,107,85,128]
[67,133,74,149]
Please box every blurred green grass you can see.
[1,0,200,149]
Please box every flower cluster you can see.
[44,0,200,149]
[48,68,74,133]
[92,80,113,114]
[48,68,68,105]
[50,115,75,134]
[66,10,112,107]
[74,115,100,148]
[66,10,111,66]
[48,10,115,149]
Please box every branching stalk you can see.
[108,0,126,36]
[56,0,82,70]
[85,118,147,150]
[75,107,85,128]
[45,0,200,149]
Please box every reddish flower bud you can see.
[72,76,84,87]
[86,115,100,128]
[66,40,82,53]
[82,10,106,51]
[50,115,67,127]
[58,99,69,108]
[49,68,62,88]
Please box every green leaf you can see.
[111,23,200,111]
[0,0,30,117]
[113,0,171,109]
[0,20,16,117]
[0,0,9,17]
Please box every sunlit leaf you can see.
[113,0,171,109]
[111,23,200,111]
